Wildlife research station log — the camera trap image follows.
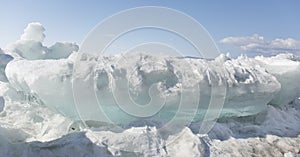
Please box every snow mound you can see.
[7,23,79,60]
[20,22,45,42]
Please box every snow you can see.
[5,58,76,118]
[0,99,299,156]
[5,52,285,125]
[20,22,46,42]
[2,52,300,156]
[255,54,300,105]
[7,23,79,60]
[210,134,300,157]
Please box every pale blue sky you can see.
[1,0,300,56]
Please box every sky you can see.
[1,0,300,57]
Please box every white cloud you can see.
[220,34,300,55]
[8,22,78,60]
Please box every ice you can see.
[207,103,300,140]
[1,23,300,156]
[0,102,299,157]
[20,22,45,42]
[0,55,300,156]
[5,52,290,126]
[7,23,79,60]
[255,54,300,105]
[0,97,3,112]
[45,42,79,59]
[5,59,76,118]
[210,134,300,157]
[0,52,13,111]
[0,53,13,82]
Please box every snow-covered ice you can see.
[6,52,300,125]
[6,22,78,60]
[255,54,300,105]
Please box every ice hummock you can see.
[255,54,300,105]
[1,50,300,156]
[6,22,79,60]
[5,52,300,127]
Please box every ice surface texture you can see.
[1,52,300,156]
[255,54,300,105]
[0,53,13,82]
[5,53,299,125]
